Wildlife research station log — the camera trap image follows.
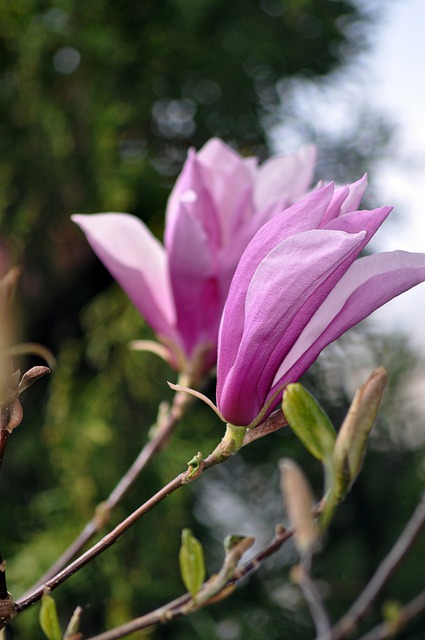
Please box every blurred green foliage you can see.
[1,1,425,639]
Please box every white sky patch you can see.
[274,1,425,349]
[367,0,425,154]
[364,0,425,348]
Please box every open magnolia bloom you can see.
[216,181,425,427]
[73,138,316,378]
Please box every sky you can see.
[270,0,425,349]
[273,0,425,349]
[364,0,425,347]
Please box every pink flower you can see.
[216,181,425,427]
[72,139,315,374]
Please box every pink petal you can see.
[324,206,392,243]
[254,144,316,210]
[320,185,350,225]
[217,184,335,386]
[320,175,368,227]
[72,213,176,341]
[166,202,221,356]
[257,207,393,400]
[217,228,366,426]
[271,251,425,391]
[248,195,292,231]
[165,149,220,253]
[339,174,368,214]
[196,138,254,244]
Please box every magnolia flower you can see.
[216,181,425,427]
[72,138,315,375]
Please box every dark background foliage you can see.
[1,0,424,638]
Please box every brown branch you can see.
[14,408,291,620]
[0,553,8,601]
[357,588,425,640]
[292,559,331,637]
[242,409,288,446]
[317,491,425,640]
[0,553,15,631]
[14,469,192,614]
[83,524,296,640]
[24,389,194,592]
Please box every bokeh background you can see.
[1,0,425,638]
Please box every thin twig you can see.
[317,491,425,640]
[357,587,425,640]
[24,389,194,592]
[14,470,190,614]
[84,524,296,640]
[294,558,331,637]
[14,409,290,618]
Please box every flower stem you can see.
[204,424,247,465]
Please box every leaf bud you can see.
[280,459,318,556]
[333,367,387,501]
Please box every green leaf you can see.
[40,594,62,640]
[179,528,206,599]
[282,384,336,462]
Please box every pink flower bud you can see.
[216,182,425,427]
[73,139,316,375]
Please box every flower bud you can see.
[280,459,318,556]
[282,383,336,462]
[333,367,388,501]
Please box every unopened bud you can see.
[18,366,50,394]
[64,606,83,640]
[333,367,387,501]
[221,535,255,578]
[282,384,336,463]
[280,459,318,556]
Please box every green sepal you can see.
[282,384,336,462]
[40,593,62,640]
[179,529,206,599]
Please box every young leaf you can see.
[282,384,336,462]
[179,528,206,599]
[40,593,62,640]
